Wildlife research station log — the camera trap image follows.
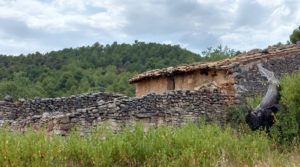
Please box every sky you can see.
[0,0,299,55]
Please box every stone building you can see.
[129,63,235,97]
[129,44,300,97]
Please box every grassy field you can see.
[0,124,299,167]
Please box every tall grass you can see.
[0,124,298,167]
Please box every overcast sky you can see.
[0,0,299,55]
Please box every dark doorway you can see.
[167,77,175,90]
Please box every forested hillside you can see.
[0,41,238,99]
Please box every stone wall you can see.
[0,92,124,127]
[0,92,124,116]
[0,89,237,135]
[235,53,300,98]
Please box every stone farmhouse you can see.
[129,44,300,97]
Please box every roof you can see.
[129,44,300,84]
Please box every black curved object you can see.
[245,64,280,130]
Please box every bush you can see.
[290,26,300,44]
[226,96,262,129]
[226,105,248,128]
[271,71,300,144]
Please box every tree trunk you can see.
[245,64,280,130]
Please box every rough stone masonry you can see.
[0,89,236,135]
[1,44,300,134]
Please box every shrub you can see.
[226,96,262,129]
[226,105,248,128]
[271,71,300,144]
[290,26,300,44]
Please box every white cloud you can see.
[0,0,126,32]
[255,0,284,8]
[0,0,299,55]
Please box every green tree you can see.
[201,45,240,61]
[290,26,300,44]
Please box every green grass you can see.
[0,124,299,167]
[246,95,262,109]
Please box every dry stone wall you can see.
[0,92,124,119]
[0,90,237,135]
[235,53,300,98]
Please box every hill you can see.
[0,41,205,99]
